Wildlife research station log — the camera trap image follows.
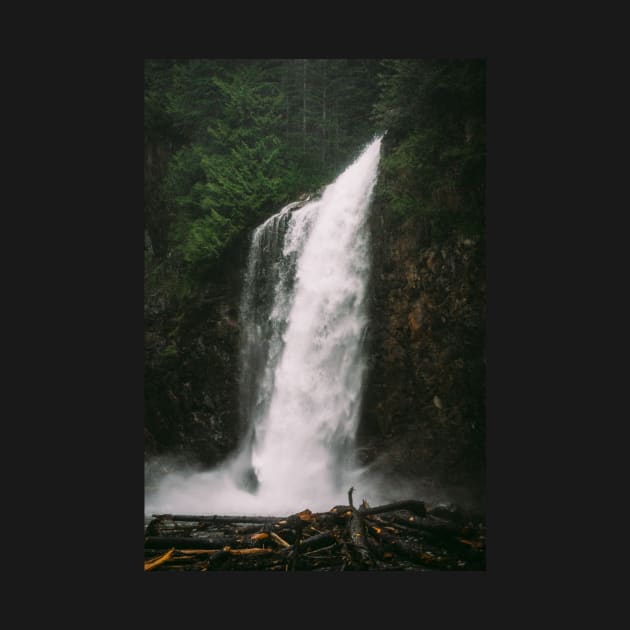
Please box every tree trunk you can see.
[322,74,327,168]
[145,536,236,549]
[363,500,427,517]
[347,501,373,567]
[152,514,285,523]
[302,58,307,154]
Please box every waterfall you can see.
[235,200,304,490]
[145,136,382,515]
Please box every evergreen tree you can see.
[373,59,486,234]
[145,59,385,277]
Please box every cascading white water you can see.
[145,136,382,515]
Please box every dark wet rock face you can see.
[359,203,485,506]
[144,237,248,469]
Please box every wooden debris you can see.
[144,491,485,571]
[297,509,313,521]
[144,548,175,571]
[145,536,236,549]
[153,514,284,523]
[296,531,336,552]
[347,501,373,568]
[226,548,273,556]
[362,500,426,517]
[270,532,291,548]
[250,532,269,541]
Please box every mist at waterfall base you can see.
[145,136,420,515]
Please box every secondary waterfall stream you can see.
[145,136,382,515]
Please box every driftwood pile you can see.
[144,488,485,571]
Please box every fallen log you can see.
[153,514,285,523]
[428,503,472,523]
[365,531,383,560]
[270,532,291,548]
[145,520,197,536]
[206,548,231,568]
[362,500,426,517]
[144,548,175,571]
[297,531,336,552]
[271,527,297,544]
[145,519,161,537]
[392,515,464,537]
[250,532,269,542]
[330,505,352,514]
[379,533,443,568]
[224,548,275,556]
[367,512,465,539]
[148,547,275,557]
[288,514,308,570]
[344,489,374,568]
[315,516,341,531]
[236,523,266,535]
[145,536,237,549]
[303,543,337,557]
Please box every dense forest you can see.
[145,58,484,285]
[144,58,486,510]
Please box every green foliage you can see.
[144,60,178,142]
[180,210,238,267]
[168,65,288,269]
[160,342,178,359]
[165,145,206,213]
[373,59,486,240]
[164,59,229,143]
